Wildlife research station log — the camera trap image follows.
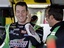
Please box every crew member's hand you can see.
[21,30,27,34]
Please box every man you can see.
[30,15,43,48]
[45,4,64,48]
[30,15,38,25]
[9,2,41,48]
[1,2,41,48]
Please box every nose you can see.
[19,12,23,16]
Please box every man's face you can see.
[15,5,28,23]
[45,9,52,27]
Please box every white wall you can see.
[39,24,51,42]
[0,0,10,7]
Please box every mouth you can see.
[19,17,23,19]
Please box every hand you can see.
[14,46,18,48]
[21,30,27,34]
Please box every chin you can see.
[49,24,52,27]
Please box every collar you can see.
[50,21,64,31]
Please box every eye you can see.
[21,10,26,13]
[16,10,20,13]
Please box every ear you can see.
[15,12,16,16]
[25,11,31,23]
[26,10,29,15]
[50,15,54,20]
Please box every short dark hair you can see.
[45,4,63,21]
[31,15,38,22]
[15,2,28,11]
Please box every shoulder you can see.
[9,22,17,29]
[10,22,17,26]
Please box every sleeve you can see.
[35,25,43,43]
[25,23,41,46]
[34,25,44,48]
[46,35,56,48]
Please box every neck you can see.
[52,21,60,27]
[18,22,27,25]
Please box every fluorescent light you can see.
[0,5,10,7]
[27,4,50,8]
